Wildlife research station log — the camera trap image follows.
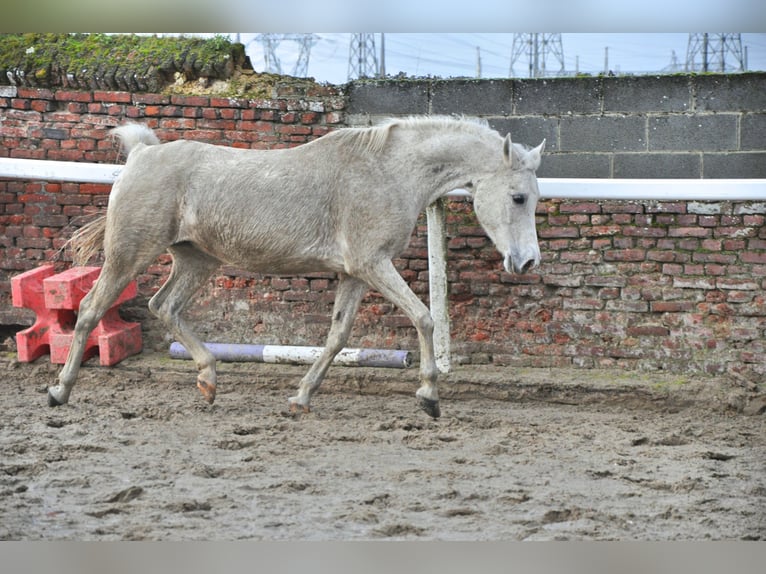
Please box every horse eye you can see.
[512,194,526,205]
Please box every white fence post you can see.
[426,197,451,373]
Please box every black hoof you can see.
[47,390,64,408]
[418,397,441,419]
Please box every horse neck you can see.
[388,127,502,204]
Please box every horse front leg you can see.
[361,261,441,418]
[289,274,366,413]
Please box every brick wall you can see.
[1,74,765,382]
[0,83,345,326]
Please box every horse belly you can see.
[184,223,345,276]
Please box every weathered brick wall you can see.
[0,83,345,328]
[1,74,765,381]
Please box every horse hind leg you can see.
[288,274,367,413]
[149,244,220,404]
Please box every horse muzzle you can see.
[504,246,540,275]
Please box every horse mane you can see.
[329,116,494,154]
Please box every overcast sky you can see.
[233,33,766,83]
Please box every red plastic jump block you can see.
[11,265,73,363]
[11,264,142,366]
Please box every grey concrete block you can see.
[613,153,701,178]
[694,73,766,112]
[560,115,646,152]
[346,80,429,115]
[603,75,691,113]
[648,114,737,151]
[488,117,558,151]
[703,152,766,178]
[535,152,611,178]
[431,79,512,116]
[741,113,766,150]
[513,77,601,115]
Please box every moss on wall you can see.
[0,33,338,99]
[0,33,248,91]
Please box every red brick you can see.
[171,94,210,107]
[668,227,711,238]
[673,277,716,289]
[276,124,312,135]
[626,325,669,337]
[560,202,601,214]
[651,301,694,313]
[79,183,111,195]
[740,252,766,264]
[160,105,183,117]
[46,149,85,161]
[325,112,344,124]
[538,226,579,239]
[301,112,319,124]
[219,108,239,120]
[93,91,132,103]
[17,87,54,100]
[604,249,645,262]
[184,129,222,142]
[623,226,667,237]
[143,105,161,116]
[238,120,274,132]
[211,97,247,108]
[159,118,196,130]
[30,100,55,112]
[312,126,332,137]
[646,202,686,214]
[582,225,621,237]
[198,119,236,131]
[133,93,169,105]
[54,90,93,102]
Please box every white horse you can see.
[50,116,545,418]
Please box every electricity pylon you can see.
[686,33,744,73]
[255,34,318,77]
[348,33,380,80]
[509,33,565,78]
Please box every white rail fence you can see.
[2,157,766,372]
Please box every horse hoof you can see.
[47,389,64,408]
[418,397,441,419]
[288,401,311,415]
[197,380,217,404]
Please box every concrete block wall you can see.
[2,74,765,382]
[347,74,766,179]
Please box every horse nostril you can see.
[520,259,536,274]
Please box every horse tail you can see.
[68,215,106,266]
[111,123,160,157]
[67,124,160,265]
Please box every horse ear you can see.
[503,133,513,167]
[527,139,546,170]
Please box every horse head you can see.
[472,135,545,274]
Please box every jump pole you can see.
[169,342,412,369]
